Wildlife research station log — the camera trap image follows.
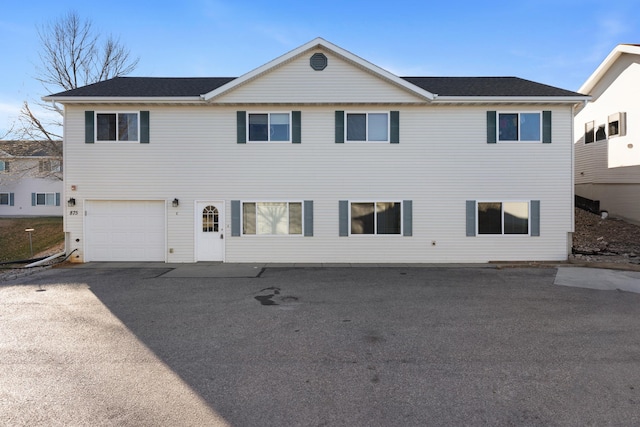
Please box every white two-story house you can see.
[0,140,63,217]
[44,38,587,263]
[574,44,640,223]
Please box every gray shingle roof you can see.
[0,140,62,157]
[48,75,582,98]
[48,77,235,98]
[402,77,582,97]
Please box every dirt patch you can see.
[571,208,640,265]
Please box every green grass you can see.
[0,217,64,263]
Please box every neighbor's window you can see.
[585,121,595,144]
[39,160,62,173]
[0,160,7,172]
[97,112,139,142]
[346,113,389,142]
[498,112,541,142]
[242,201,302,235]
[0,193,9,205]
[36,193,56,206]
[248,113,290,142]
[478,202,529,235]
[595,124,606,141]
[608,112,626,138]
[350,201,401,235]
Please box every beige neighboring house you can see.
[44,38,587,263]
[574,44,640,223]
[0,140,63,216]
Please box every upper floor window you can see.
[0,160,8,172]
[0,193,10,205]
[595,124,606,141]
[346,112,388,142]
[584,121,595,144]
[97,112,139,142]
[248,113,290,142]
[608,112,627,138]
[498,112,541,142]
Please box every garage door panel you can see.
[86,200,165,262]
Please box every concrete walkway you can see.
[64,262,640,293]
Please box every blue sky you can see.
[1,0,639,136]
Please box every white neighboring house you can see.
[0,140,63,216]
[574,44,640,223]
[43,38,587,263]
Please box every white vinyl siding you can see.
[62,103,573,263]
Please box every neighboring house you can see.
[0,140,63,216]
[574,44,640,224]
[43,38,587,263]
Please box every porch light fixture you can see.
[67,198,76,207]
[172,198,179,207]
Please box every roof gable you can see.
[202,38,435,103]
[579,44,640,94]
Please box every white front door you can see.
[196,201,225,261]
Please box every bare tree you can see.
[10,11,139,160]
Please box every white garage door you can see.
[85,200,165,262]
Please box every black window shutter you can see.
[237,112,246,144]
[403,200,412,236]
[304,200,313,236]
[85,111,95,143]
[466,200,476,236]
[335,111,344,143]
[530,200,540,236]
[31,193,36,206]
[390,111,400,144]
[542,111,552,143]
[486,111,497,144]
[339,200,348,236]
[140,111,150,143]
[9,193,14,206]
[231,200,241,236]
[55,193,61,206]
[292,111,301,144]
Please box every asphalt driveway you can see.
[1,265,640,426]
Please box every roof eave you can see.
[432,95,591,104]
[41,96,204,104]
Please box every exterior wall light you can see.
[67,198,76,207]
[172,198,179,207]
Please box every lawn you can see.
[0,217,64,263]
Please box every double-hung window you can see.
[242,201,303,235]
[487,111,551,143]
[498,112,541,142]
[248,113,290,142]
[350,201,402,235]
[85,111,149,143]
[30,192,59,207]
[466,200,540,237]
[97,112,139,142]
[237,111,301,144]
[346,113,389,142]
[335,111,400,143]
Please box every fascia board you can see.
[432,95,591,104]
[202,37,435,102]
[578,44,640,94]
[41,96,204,104]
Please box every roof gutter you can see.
[432,95,591,104]
[41,96,205,104]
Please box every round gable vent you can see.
[310,53,327,71]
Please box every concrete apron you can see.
[555,267,640,294]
